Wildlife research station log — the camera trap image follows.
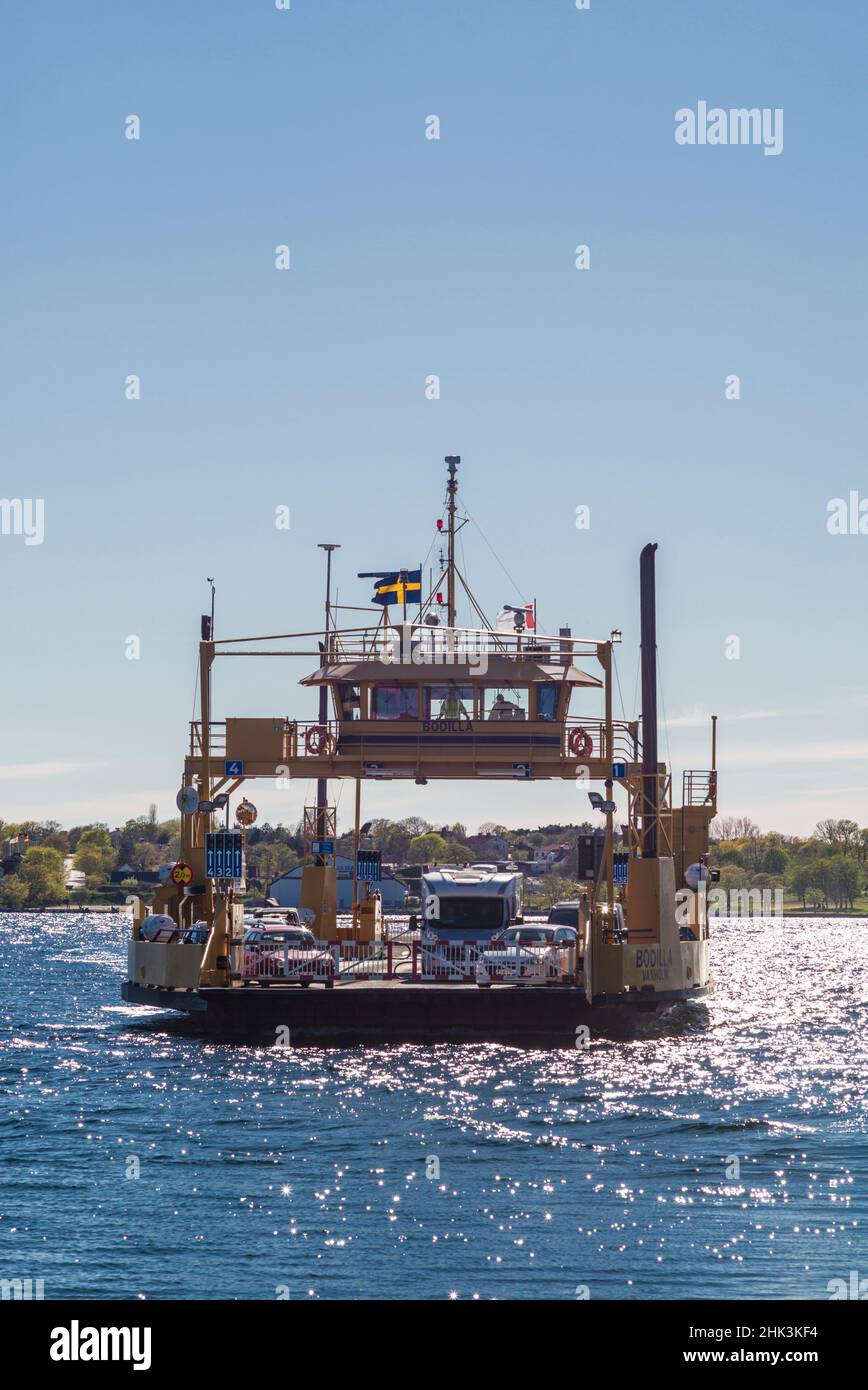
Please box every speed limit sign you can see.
[170,861,193,887]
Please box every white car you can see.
[476,924,578,987]
[244,907,302,929]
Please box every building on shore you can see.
[467,832,511,861]
[268,855,408,911]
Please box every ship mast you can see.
[639,542,659,857]
[445,455,459,628]
[427,453,498,639]
[316,543,339,852]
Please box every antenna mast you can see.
[445,455,460,628]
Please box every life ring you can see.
[568,727,593,759]
[305,725,336,757]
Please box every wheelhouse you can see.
[291,639,630,782]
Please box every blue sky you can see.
[2,0,866,836]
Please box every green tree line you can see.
[2,810,866,912]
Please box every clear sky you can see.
[3,1,866,837]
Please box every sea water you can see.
[0,912,865,1300]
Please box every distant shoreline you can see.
[2,904,867,920]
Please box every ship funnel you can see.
[639,542,658,858]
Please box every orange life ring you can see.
[568,727,593,759]
[305,725,336,757]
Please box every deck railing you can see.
[190,717,639,767]
[325,623,600,667]
[231,936,580,986]
[683,769,717,807]
[210,622,606,667]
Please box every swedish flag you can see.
[360,568,423,606]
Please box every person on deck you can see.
[489,692,522,720]
[440,681,468,719]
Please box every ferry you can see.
[121,456,719,1043]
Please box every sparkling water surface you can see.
[1,912,865,1300]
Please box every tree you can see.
[254,843,300,891]
[749,872,773,893]
[718,865,750,897]
[539,874,580,908]
[129,839,162,873]
[712,816,759,843]
[441,840,473,864]
[805,862,828,910]
[366,818,432,864]
[761,844,788,875]
[0,876,29,909]
[20,847,66,905]
[715,843,745,866]
[815,819,860,851]
[74,827,117,884]
[12,821,43,842]
[407,833,449,864]
[39,821,70,853]
[825,854,860,909]
[786,863,811,908]
[402,817,431,838]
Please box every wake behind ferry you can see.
[122,456,718,1043]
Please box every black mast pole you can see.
[317,544,340,858]
[445,456,459,630]
[640,543,658,859]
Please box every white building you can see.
[268,854,407,911]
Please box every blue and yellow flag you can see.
[359,569,423,606]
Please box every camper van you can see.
[421,866,524,973]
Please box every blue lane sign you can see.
[206,830,244,880]
[225,759,244,777]
[356,850,381,882]
[512,762,530,779]
[611,761,627,779]
[613,851,628,885]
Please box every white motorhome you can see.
[422,866,524,947]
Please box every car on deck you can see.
[546,901,581,929]
[476,923,579,986]
[241,924,334,986]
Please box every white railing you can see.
[333,939,403,981]
[231,935,580,986]
[417,940,479,981]
[234,940,335,984]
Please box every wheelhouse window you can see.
[425,684,473,720]
[371,684,419,720]
[535,683,558,721]
[337,683,361,720]
[481,686,528,721]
